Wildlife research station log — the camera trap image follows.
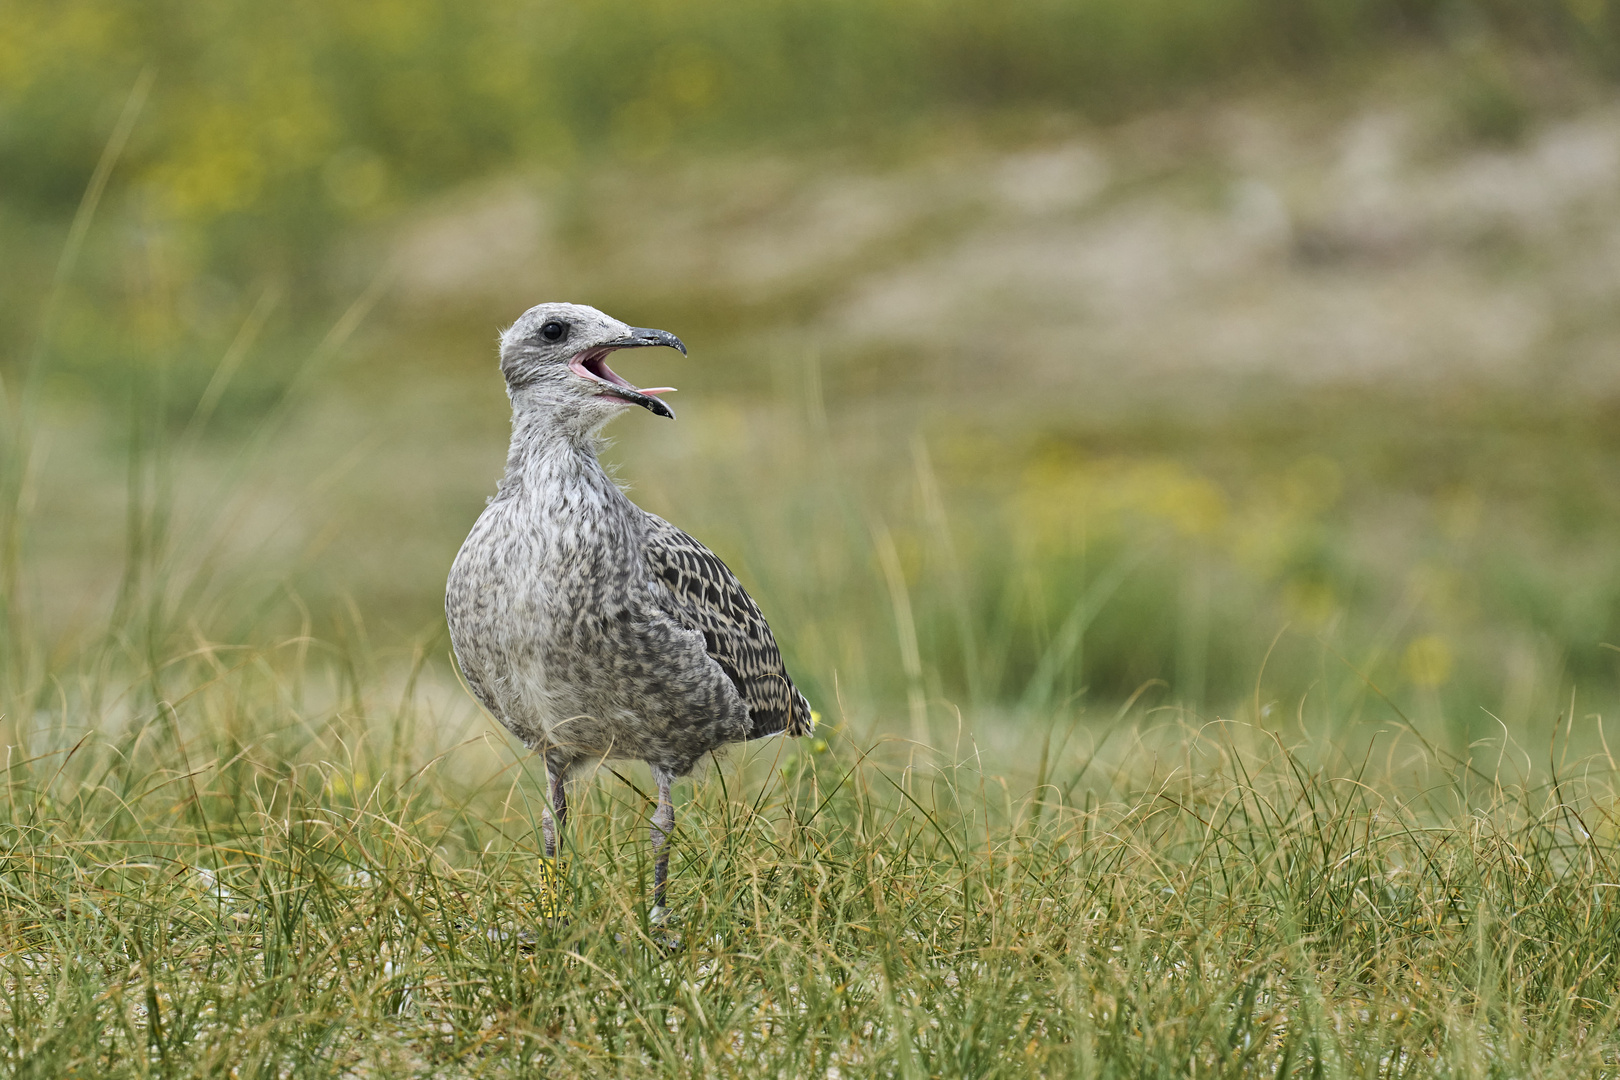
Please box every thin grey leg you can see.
[542,767,568,859]
[650,767,675,923]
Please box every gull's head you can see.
[499,302,684,430]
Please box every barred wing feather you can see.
[643,516,813,739]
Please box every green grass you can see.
[6,628,1620,1076]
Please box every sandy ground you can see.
[386,64,1620,410]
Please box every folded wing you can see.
[642,515,814,739]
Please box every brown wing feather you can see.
[642,515,813,739]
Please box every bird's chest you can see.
[447,494,653,700]
[459,495,634,614]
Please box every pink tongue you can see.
[640,387,676,395]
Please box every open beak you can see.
[569,327,685,419]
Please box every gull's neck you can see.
[496,403,623,509]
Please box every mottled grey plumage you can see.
[445,302,812,919]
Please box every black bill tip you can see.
[602,384,676,420]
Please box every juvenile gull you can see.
[445,302,813,924]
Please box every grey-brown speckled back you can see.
[445,302,812,781]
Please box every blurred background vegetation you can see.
[5,0,1620,758]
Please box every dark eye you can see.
[540,320,568,343]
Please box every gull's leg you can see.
[542,766,568,859]
[537,761,570,922]
[649,766,675,925]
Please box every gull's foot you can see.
[648,905,682,951]
[476,857,568,943]
[535,857,568,922]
